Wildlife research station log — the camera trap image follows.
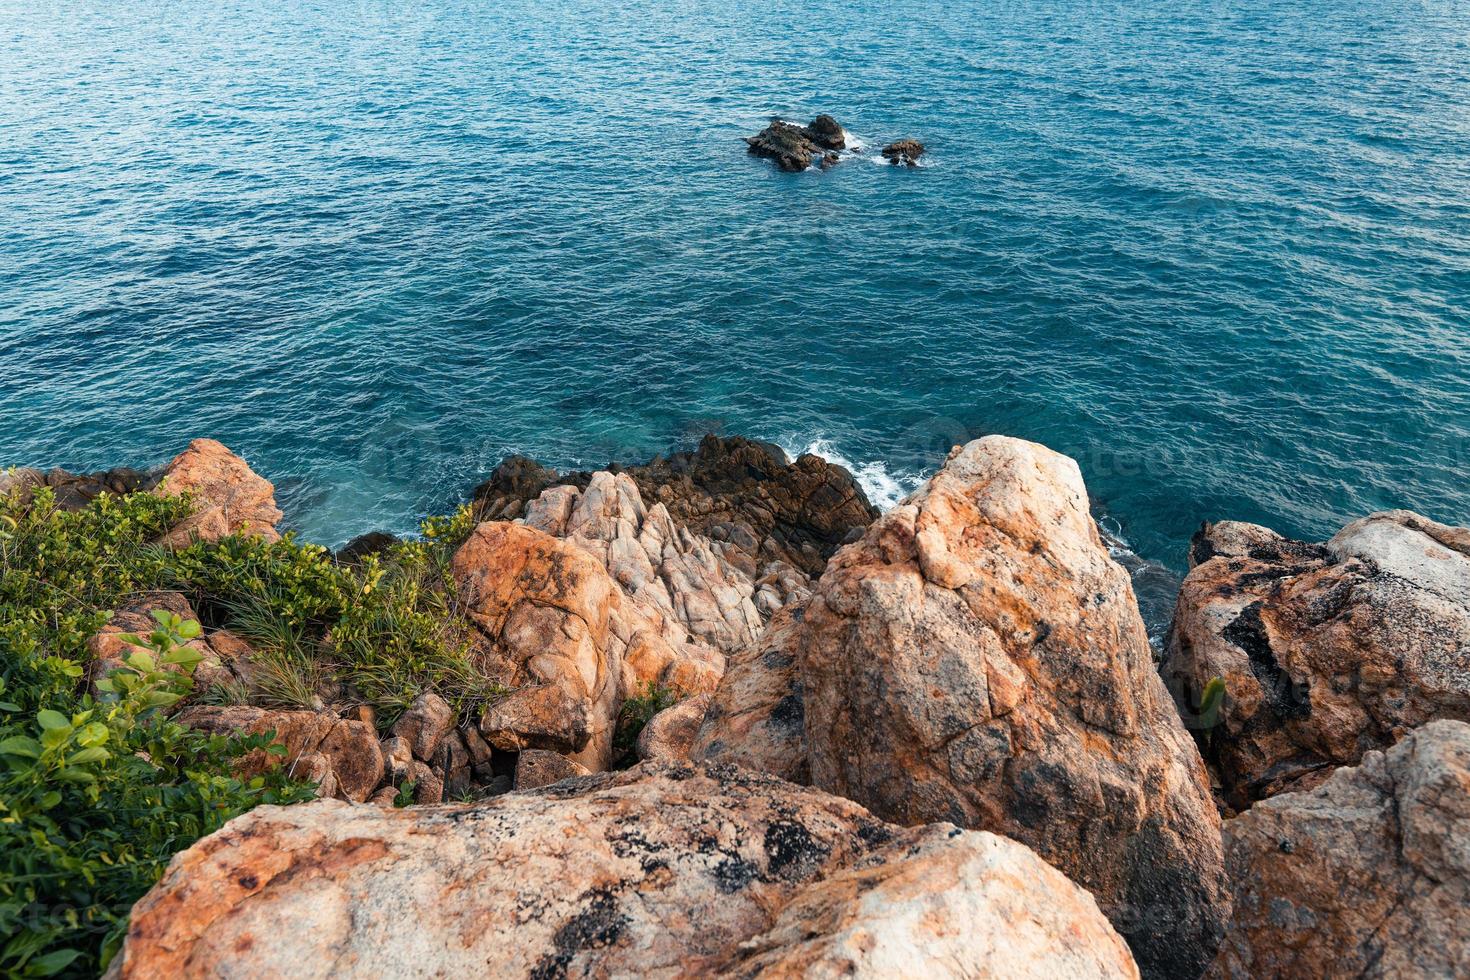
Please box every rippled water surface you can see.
[4,0,1469,620]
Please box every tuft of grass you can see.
[162,505,489,730]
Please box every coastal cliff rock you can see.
[451,521,723,771]
[452,522,629,770]
[1164,510,1470,808]
[791,436,1228,978]
[744,115,846,171]
[691,605,810,783]
[1209,720,1470,978]
[157,438,283,546]
[107,763,1138,979]
[471,435,877,583]
[521,471,763,654]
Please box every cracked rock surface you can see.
[1210,719,1470,978]
[521,471,764,656]
[1164,511,1470,809]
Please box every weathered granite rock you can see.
[430,730,477,798]
[453,522,625,770]
[410,760,443,804]
[87,592,207,685]
[0,465,45,504]
[692,605,810,783]
[636,693,711,763]
[156,439,283,546]
[1164,510,1470,808]
[107,763,1137,980]
[522,471,763,654]
[86,592,245,695]
[472,435,877,581]
[314,719,384,803]
[390,691,455,762]
[175,706,384,803]
[794,436,1228,978]
[880,138,925,165]
[480,682,595,757]
[379,736,414,784]
[1210,720,1470,978]
[199,628,259,692]
[721,826,1139,979]
[513,748,592,790]
[744,116,846,171]
[454,521,720,770]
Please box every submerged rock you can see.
[880,138,925,165]
[789,436,1228,977]
[1163,510,1470,809]
[107,763,1138,979]
[744,116,847,172]
[1210,720,1470,978]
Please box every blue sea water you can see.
[3,0,1469,624]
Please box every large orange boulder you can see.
[156,439,282,545]
[791,437,1228,977]
[107,763,1137,979]
[451,521,723,770]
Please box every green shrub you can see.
[162,505,486,728]
[0,487,190,717]
[0,485,485,974]
[0,605,312,977]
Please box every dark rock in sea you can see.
[335,530,400,565]
[744,116,847,172]
[471,434,878,578]
[804,114,846,150]
[881,138,925,166]
[0,465,162,509]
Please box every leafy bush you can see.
[0,487,190,718]
[0,485,486,974]
[0,585,312,976]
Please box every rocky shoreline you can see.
[5,434,1468,978]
